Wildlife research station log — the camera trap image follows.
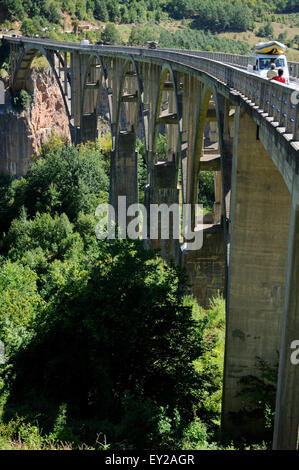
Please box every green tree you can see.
[198,171,214,213]
[19,89,31,110]
[4,211,84,267]
[47,3,62,24]
[106,0,120,22]
[102,22,122,45]
[75,0,86,20]
[94,0,109,21]
[5,239,209,448]
[257,21,274,38]
[72,18,79,35]
[0,259,44,360]
[5,144,109,225]
[21,18,38,36]
[3,0,25,20]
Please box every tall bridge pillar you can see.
[222,110,291,438]
[109,131,138,225]
[273,197,299,449]
[71,51,81,127]
[147,161,180,263]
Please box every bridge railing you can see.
[160,48,250,68]
[157,49,299,142]
[160,48,299,79]
[94,45,299,141]
[160,48,299,81]
[289,61,299,80]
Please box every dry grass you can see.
[219,21,299,61]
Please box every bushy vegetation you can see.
[2,0,298,31]
[1,0,298,54]
[198,171,215,213]
[12,89,31,110]
[0,137,229,450]
[128,25,250,54]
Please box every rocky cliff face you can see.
[0,67,71,176]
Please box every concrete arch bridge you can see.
[2,36,299,449]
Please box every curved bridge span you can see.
[2,36,299,449]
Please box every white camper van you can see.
[247,41,289,83]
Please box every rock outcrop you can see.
[0,67,71,176]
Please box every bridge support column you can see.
[222,110,291,439]
[81,113,98,143]
[109,131,138,224]
[71,51,82,128]
[182,226,225,309]
[147,161,180,263]
[273,197,299,450]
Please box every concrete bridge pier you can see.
[181,226,225,308]
[80,113,98,143]
[109,131,138,230]
[148,161,180,264]
[273,195,299,450]
[181,89,225,309]
[222,109,291,438]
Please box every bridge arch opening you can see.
[153,66,181,170]
[116,59,141,135]
[13,47,72,133]
[192,85,228,228]
[147,65,183,261]
[114,58,148,205]
[81,54,112,144]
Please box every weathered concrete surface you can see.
[109,131,138,226]
[222,110,291,437]
[81,113,97,143]
[182,225,225,309]
[273,200,299,450]
[148,161,180,264]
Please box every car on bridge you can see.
[147,41,158,49]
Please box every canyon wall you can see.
[0,67,71,176]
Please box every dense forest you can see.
[1,0,299,54]
[2,0,298,29]
[0,135,230,450]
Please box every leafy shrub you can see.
[4,210,84,267]
[2,239,218,448]
[12,90,31,111]
[0,259,44,362]
[2,144,109,226]
[230,356,278,443]
[257,22,274,38]
[198,171,215,213]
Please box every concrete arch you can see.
[115,57,144,139]
[190,83,215,207]
[80,53,112,143]
[13,45,71,124]
[152,64,182,171]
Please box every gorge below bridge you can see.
[2,35,299,449]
